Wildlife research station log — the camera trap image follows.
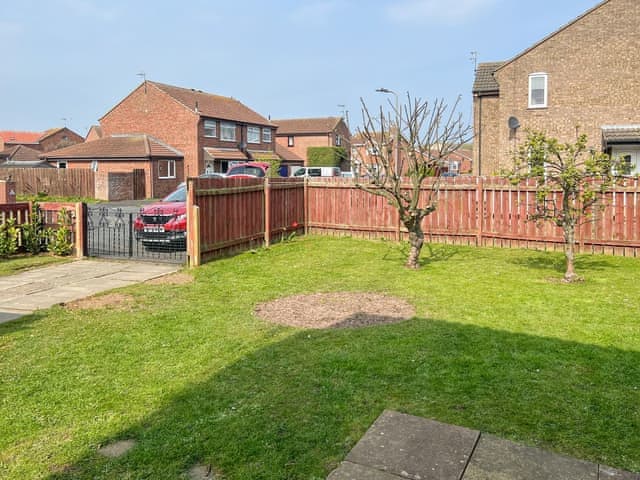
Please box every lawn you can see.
[1,236,639,479]
[0,255,70,277]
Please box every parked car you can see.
[226,161,270,178]
[134,183,187,250]
[290,166,341,177]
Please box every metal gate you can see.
[86,206,186,264]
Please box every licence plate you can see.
[144,226,165,233]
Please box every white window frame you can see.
[204,120,217,138]
[287,136,294,147]
[262,128,272,143]
[528,73,548,109]
[90,160,98,172]
[247,126,261,144]
[57,161,67,169]
[158,159,176,179]
[336,134,342,146]
[220,122,236,141]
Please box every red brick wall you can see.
[40,128,84,153]
[100,83,200,178]
[475,0,640,175]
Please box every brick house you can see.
[99,81,277,177]
[273,117,351,167]
[0,128,84,153]
[40,134,184,199]
[472,0,640,176]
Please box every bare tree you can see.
[357,94,472,269]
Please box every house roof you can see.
[203,147,248,161]
[148,81,274,126]
[274,143,304,162]
[0,145,42,162]
[272,117,343,135]
[602,124,640,144]
[41,134,183,159]
[0,131,42,144]
[472,62,505,95]
[495,0,611,74]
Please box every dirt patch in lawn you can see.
[254,292,416,329]
[145,272,193,285]
[65,293,134,311]
[97,439,136,458]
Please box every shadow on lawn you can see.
[47,318,640,480]
[0,311,47,334]
[508,251,615,274]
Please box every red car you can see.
[134,183,187,250]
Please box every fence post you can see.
[187,179,201,267]
[74,202,85,258]
[264,177,271,247]
[304,177,309,236]
[476,176,484,246]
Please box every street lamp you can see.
[376,87,400,177]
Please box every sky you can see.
[1,0,600,136]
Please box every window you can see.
[204,120,217,137]
[57,161,67,169]
[529,73,548,108]
[336,134,342,146]
[262,128,272,143]
[90,160,98,172]
[288,136,294,147]
[158,159,176,179]
[247,126,261,144]
[220,122,236,141]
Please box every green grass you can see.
[16,194,101,204]
[1,237,639,479]
[0,254,70,276]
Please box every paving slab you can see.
[0,259,178,321]
[327,461,405,480]
[462,434,598,480]
[345,410,479,480]
[0,311,24,324]
[599,465,640,480]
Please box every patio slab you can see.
[328,411,639,480]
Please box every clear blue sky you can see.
[1,0,599,136]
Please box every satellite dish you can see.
[508,116,520,129]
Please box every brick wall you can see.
[100,83,200,177]
[40,129,85,153]
[474,0,640,175]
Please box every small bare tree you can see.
[505,130,623,282]
[357,94,471,269]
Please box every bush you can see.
[0,217,19,258]
[21,204,48,255]
[307,147,347,167]
[48,208,73,257]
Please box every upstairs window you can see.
[204,120,217,137]
[262,128,272,143]
[335,134,342,146]
[529,73,548,108]
[220,122,236,141]
[247,126,261,144]
[288,136,294,147]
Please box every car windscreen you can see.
[228,166,265,177]
[162,186,187,202]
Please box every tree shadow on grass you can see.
[383,241,458,267]
[508,250,615,275]
[46,319,640,479]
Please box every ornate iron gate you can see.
[86,206,186,264]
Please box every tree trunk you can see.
[406,226,424,269]
[563,224,580,282]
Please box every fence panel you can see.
[3,168,95,198]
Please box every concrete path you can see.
[0,259,178,323]
[328,410,638,480]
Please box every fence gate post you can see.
[187,179,201,267]
[476,176,484,246]
[75,202,86,258]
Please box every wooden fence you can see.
[187,177,304,265]
[306,176,640,256]
[3,168,95,198]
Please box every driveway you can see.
[0,259,178,324]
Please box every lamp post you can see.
[376,87,400,178]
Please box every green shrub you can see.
[21,204,48,255]
[0,217,19,258]
[307,147,347,167]
[48,208,73,257]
